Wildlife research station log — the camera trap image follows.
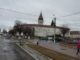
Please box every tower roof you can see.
[38,12,43,20]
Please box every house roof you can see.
[70,31,80,35]
[20,24,69,30]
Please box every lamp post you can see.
[53,16,56,44]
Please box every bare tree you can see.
[14,20,22,26]
[3,29,7,34]
[60,24,70,37]
[8,29,16,36]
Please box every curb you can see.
[16,43,52,60]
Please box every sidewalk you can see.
[29,40,80,59]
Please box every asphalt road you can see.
[0,36,35,60]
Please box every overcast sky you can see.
[0,0,80,31]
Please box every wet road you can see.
[0,37,35,60]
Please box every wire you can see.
[0,7,37,16]
[0,8,38,20]
[58,11,80,18]
[1,7,80,18]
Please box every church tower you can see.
[38,12,44,25]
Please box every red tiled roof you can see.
[70,31,80,34]
[21,24,69,29]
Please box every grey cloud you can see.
[0,0,80,30]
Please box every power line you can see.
[0,7,38,20]
[1,7,80,18]
[0,14,36,20]
[58,11,80,18]
[1,7,80,19]
[0,7,37,16]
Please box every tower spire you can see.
[38,12,43,20]
[38,12,44,25]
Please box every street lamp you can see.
[53,16,56,44]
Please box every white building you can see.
[70,31,80,39]
[20,12,70,38]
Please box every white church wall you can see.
[34,27,61,37]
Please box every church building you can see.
[18,12,70,38]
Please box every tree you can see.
[14,25,23,35]
[8,29,16,36]
[3,29,7,34]
[13,20,23,35]
[12,20,35,38]
[22,27,34,38]
[14,20,22,26]
[60,24,70,37]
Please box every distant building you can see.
[9,12,70,39]
[70,31,80,39]
[13,12,70,39]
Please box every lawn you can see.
[27,44,78,60]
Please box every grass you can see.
[27,44,78,60]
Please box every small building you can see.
[70,31,80,39]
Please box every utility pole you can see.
[53,16,56,43]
